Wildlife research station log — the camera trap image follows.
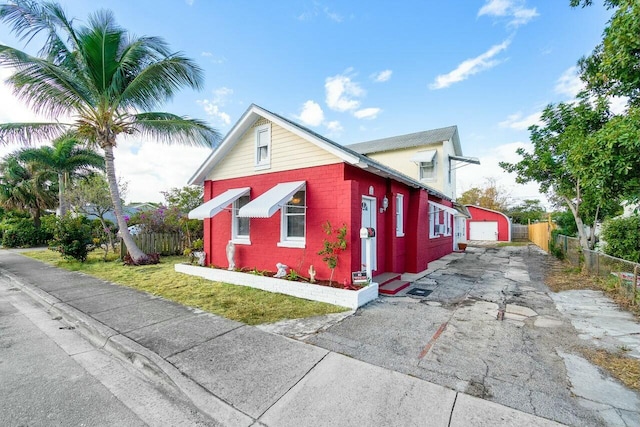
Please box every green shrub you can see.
[0,217,52,247]
[601,215,640,263]
[49,215,93,262]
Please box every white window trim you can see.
[420,156,437,182]
[430,203,442,238]
[444,211,452,237]
[231,196,251,245]
[254,123,271,170]
[278,189,306,248]
[396,194,404,237]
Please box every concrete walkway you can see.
[0,250,563,426]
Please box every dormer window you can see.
[420,158,436,181]
[411,149,437,182]
[255,123,271,169]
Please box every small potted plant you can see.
[184,238,205,265]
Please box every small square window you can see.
[420,156,437,181]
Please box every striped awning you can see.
[238,181,306,218]
[188,187,250,220]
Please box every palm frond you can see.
[0,122,68,145]
[131,112,220,148]
[0,45,96,117]
[118,55,204,110]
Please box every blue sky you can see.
[0,0,614,206]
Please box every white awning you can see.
[188,187,250,219]
[238,181,306,218]
[410,149,437,164]
[428,201,458,215]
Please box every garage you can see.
[469,221,498,241]
[465,205,511,242]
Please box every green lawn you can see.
[23,250,349,325]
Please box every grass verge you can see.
[22,250,349,325]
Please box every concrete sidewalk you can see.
[0,251,563,426]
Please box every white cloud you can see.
[325,120,343,137]
[499,111,542,130]
[296,100,325,127]
[554,66,584,98]
[201,51,212,57]
[456,141,549,207]
[354,107,381,120]
[116,135,211,203]
[429,39,511,90]
[478,0,538,28]
[297,3,343,22]
[325,70,365,112]
[371,70,392,83]
[197,87,233,126]
[609,96,629,115]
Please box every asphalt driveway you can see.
[262,244,640,427]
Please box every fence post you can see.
[634,265,638,306]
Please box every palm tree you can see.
[0,152,57,227]
[0,1,219,263]
[18,134,105,216]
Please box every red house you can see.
[465,205,511,242]
[188,105,460,293]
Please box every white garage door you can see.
[470,221,498,241]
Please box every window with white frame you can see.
[429,203,443,238]
[232,195,251,243]
[255,123,271,169]
[396,194,404,237]
[444,211,452,236]
[279,189,306,247]
[420,156,437,181]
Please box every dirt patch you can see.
[582,348,640,391]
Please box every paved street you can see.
[266,245,640,427]
[0,273,217,427]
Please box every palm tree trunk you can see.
[58,172,66,216]
[103,145,147,263]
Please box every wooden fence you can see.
[528,221,556,252]
[511,224,529,241]
[119,232,184,257]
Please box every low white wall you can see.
[174,264,378,309]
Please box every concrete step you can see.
[378,279,411,295]
[373,272,402,287]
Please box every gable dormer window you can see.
[255,123,271,169]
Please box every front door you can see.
[361,196,377,271]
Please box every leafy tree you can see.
[161,186,203,212]
[0,152,56,228]
[458,178,510,212]
[500,95,614,250]
[161,185,204,245]
[507,199,546,224]
[18,134,104,216]
[0,1,220,264]
[66,174,126,252]
[571,0,639,105]
[600,215,640,263]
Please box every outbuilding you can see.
[465,205,511,242]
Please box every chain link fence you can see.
[551,234,639,303]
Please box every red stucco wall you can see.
[466,205,511,241]
[202,163,455,281]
